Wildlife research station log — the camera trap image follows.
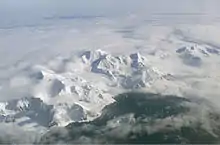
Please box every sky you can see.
[0,0,220,28]
[1,1,220,142]
[0,0,220,100]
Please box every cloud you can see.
[0,123,41,144]
[40,92,220,144]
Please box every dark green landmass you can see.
[40,92,220,144]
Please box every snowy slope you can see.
[0,49,170,130]
[1,1,220,143]
[1,25,220,135]
[81,50,165,88]
[1,41,219,132]
[176,45,220,67]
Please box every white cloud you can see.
[0,0,220,143]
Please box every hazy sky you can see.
[0,0,219,28]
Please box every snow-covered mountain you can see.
[1,38,220,138]
[176,45,220,67]
[1,42,220,132]
[40,92,220,144]
[1,0,220,144]
[81,49,165,88]
[0,50,170,131]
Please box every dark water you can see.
[40,92,220,144]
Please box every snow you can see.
[0,0,220,143]
[0,48,169,130]
[1,40,220,132]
